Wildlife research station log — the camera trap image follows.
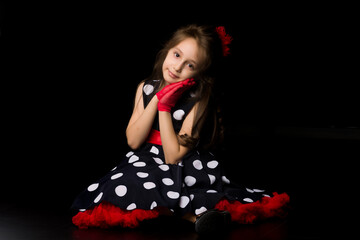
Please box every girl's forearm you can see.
[158,111,185,164]
[126,96,158,149]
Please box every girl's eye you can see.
[174,52,180,58]
[188,63,194,69]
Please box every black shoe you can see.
[195,209,231,235]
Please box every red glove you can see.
[156,78,195,112]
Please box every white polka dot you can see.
[159,165,169,171]
[150,146,159,155]
[192,160,203,170]
[195,207,207,215]
[207,160,219,169]
[115,185,127,197]
[167,191,180,199]
[111,166,117,171]
[150,201,157,210]
[111,172,123,180]
[190,194,195,201]
[246,188,254,193]
[179,196,190,208]
[94,192,103,203]
[253,189,265,192]
[153,157,163,164]
[243,198,254,203]
[136,172,149,178]
[262,194,271,198]
[184,176,196,187]
[143,84,154,95]
[206,190,217,193]
[79,209,86,212]
[133,162,146,167]
[128,155,139,163]
[172,109,185,120]
[143,182,156,190]
[126,151,134,157]
[208,174,216,185]
[222,176,230,184]
[162,178,174,186]
[127,203,137,210]
[87,183,99,192]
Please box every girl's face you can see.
[162,37,202,85]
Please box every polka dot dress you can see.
[71,79,288,226]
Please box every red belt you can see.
[146,129,162,145]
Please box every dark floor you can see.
[0,199,349,240]
[0,201,323,240]
[2,128,358,239]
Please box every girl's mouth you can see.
[168,70,179,79]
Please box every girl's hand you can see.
[156,78,195,112]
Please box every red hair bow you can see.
[216,26,233,56]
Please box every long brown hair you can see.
[146,24,226,150]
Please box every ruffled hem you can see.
[72,202,160,229]
[214,192,290,224]
[72,192,290,229]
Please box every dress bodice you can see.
[142,79,197,133]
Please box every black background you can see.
[1,2,359,237]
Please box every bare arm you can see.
[126,82,159,149]
[159,103,198,164]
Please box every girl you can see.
[71,24,289,234]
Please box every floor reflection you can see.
[71,218,288,240]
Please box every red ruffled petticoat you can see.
[214,192,290,224]
[72,202,160,229]
[72,192,290,229]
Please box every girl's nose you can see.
[174,63,182,73]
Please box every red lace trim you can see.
[214,192,290,224]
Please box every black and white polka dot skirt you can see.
[71,143,289,227]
